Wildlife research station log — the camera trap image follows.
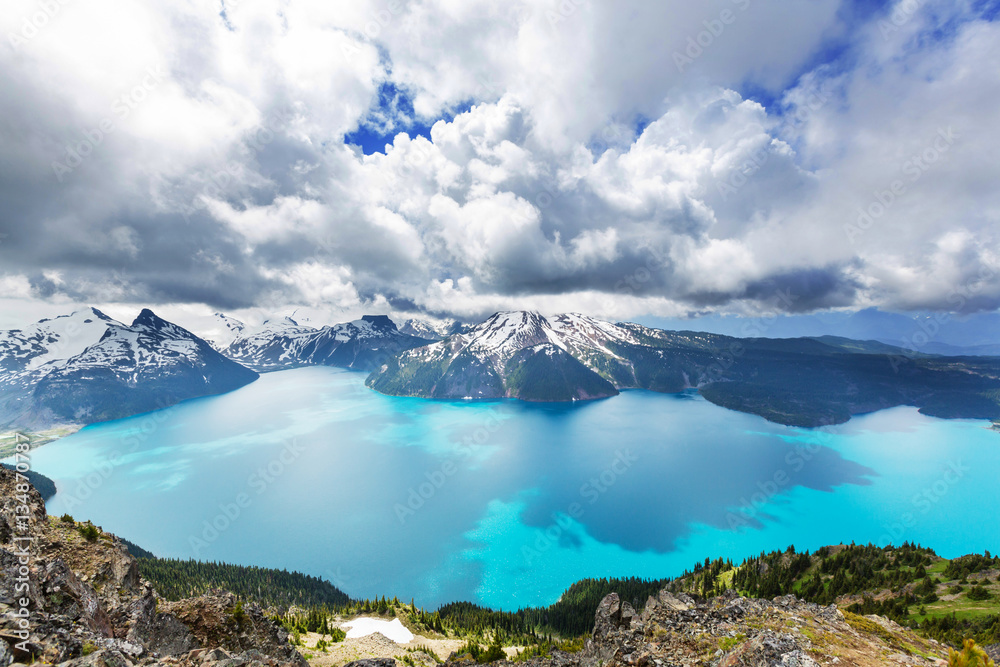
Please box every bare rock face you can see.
[160,593,306,667]
[343,660,399,667]
[0,467,305,667]
[582,588,947,667]
[448,587,949,667]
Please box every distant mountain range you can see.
[215,313,432,372]
[2,308,999,431]
[641,307,1000,356]
[0,308,437,430]
[367,310,1000,427]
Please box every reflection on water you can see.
[26,367,1000,609]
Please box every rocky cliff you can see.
[435,589,953,667]
[0,467,304,667]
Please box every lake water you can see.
[26,367,1000,610]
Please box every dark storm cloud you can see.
[1,0,998,323]
[742,267,860,313]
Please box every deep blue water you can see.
[25,367,1000,610]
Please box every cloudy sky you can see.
[1,0,999,331]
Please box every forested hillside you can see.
[136,557,351,610]
[132,541,1000,653]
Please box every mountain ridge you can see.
[367,310,1000,427]
[219,314,433,373]
[0,308,258,430]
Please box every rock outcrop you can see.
[450,589,949,667]
[0,467,305,667]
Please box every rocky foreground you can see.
[560,589,950,667]
[0,466,304,667]
[348,589,958,667]
[0,465,967,667]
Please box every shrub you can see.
[455,639,504,663]
[947,639,996,667]
[60,513,75,524]
[329,628,346,643]
[231,602,247,626]
[78,522,100,542]
[967,585,992,601]
[481,639,505,663]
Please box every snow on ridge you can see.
[392,310,641,375]
[0,308,124,378]
[206,313,247,350]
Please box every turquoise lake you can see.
[26,366,1000,610]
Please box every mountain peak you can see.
[360,315,397,331]
[88,306,115,321]
[261,316,303,330]
[132,308,164,328]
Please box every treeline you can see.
[669,541,1000,648]
[129,540,1000,651]
[132,547,669,641]
[136,557,350,610]
[712,543,937,607]
[919,613,1000,648]
[944,553,999,580]
[276,576,673,647]
[440,576,672,639]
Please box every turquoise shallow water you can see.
[24,367,1000,609]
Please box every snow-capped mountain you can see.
[397,318,468,341]
[366,310,1000,426]
[205,313,248,351]
[0,309,258,430]
[367,311,635,401]
[221,315,433,372]
[0,308,119,386]
[222,316,319,371]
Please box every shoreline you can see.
[0,424,81,458]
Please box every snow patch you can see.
[340,617,414,643]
